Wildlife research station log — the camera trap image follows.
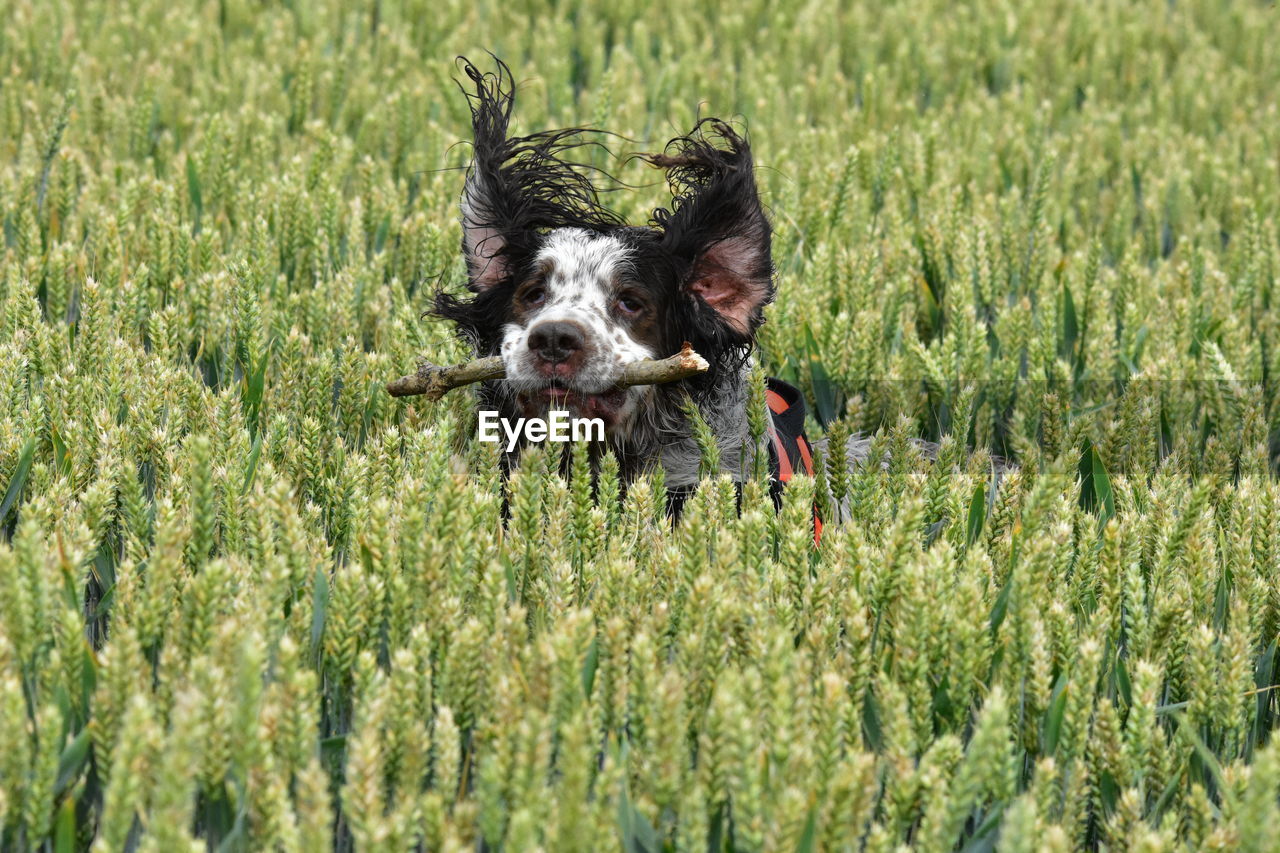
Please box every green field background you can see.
[2,0,1280,850]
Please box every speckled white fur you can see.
[500,229,656,405]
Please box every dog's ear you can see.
[649,121,774,336]
[460,173,508,293]
[458,59,518,292]
[456,57,624,293]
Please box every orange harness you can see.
[764,379,823,544]
[665,379,822,543]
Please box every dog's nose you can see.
[528,321,585,364]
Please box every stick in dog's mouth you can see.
[385,342,710,401]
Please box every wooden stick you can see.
[386,342,710,400]
[385,355,506,400]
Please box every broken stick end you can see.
[677,341,710,373]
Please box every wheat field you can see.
[2,0,1280,850]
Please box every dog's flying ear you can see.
[458,58,519,292]
[456,57,623,292]
[649,120,774,336]
[458,59,517,291]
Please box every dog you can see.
[434,58,816,504]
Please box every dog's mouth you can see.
[516,381,631,426]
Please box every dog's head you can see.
[435,59,774,437]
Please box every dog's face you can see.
[436,60,774,438]
[496,228,664,429]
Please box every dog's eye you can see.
[523,287,546,307]
[616,294,643,316]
